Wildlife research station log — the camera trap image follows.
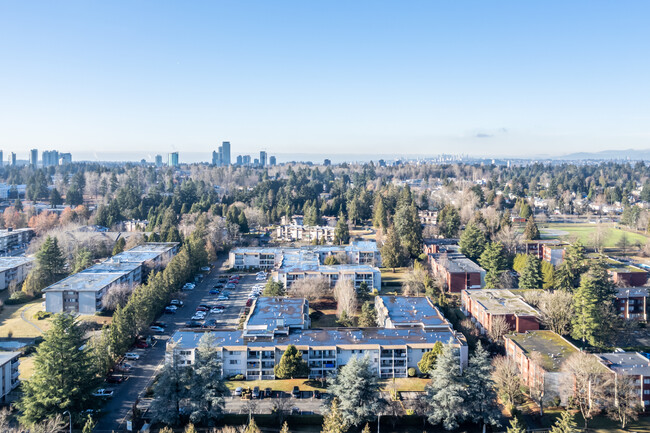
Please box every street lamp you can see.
[63,410,72,433]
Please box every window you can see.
[229,360,240,365]
[644,389,650,395]
[644,379,650,384]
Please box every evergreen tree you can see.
[465,343,501,430]
[35,236,66,287]
[14,198,23,211]
[49,188,62,208]
[394,203,422,257]
[358,302,377,327]
[550,411,577,433]
[459,221,487,261]
[519,255,543,289]
[541,260,555,289]
[571,275,599,345]
[523,216,540,240]
[437,205,461,238]
[73,248,93,273]
[263,280,285,297]
[334,215,350,245]
[424,343,468,430]
[150,353,187,426]
[238,211,249,233]
[165,226,182,243]
[322,399,348,433]
[112,237,126,255]
[417,341,443,376]
[274,345,309,379]
[186,334,227,424]
[327,356,385,427]
[506,417,526,433]
[381,226,406,271]
[479,242,507,288]
[18,314,101,425]
[372,196,388,230]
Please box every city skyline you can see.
[1,1,650,157]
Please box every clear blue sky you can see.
[1,1,649,161]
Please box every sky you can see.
[1,1,650,162]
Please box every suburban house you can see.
[0,256,34,291]
[375,296,453,331]
[0,228,34,255]
[504,331,581,405]
[0,352,20,402]
[428,252,485,292]
[461,289,540,335]
[43,242,179,314]
[616,287,648,320]
[168,296,468,380]
[596,352,650,409]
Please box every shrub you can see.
[229,374,245,381]
[5,291,32,305]
[33,311,52,320]
[407,367,416,377]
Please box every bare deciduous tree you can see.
[488,315,511,343]
[495,225,521,255]
[607,374,642,429]
[402,262,427,296]
[527,351,546,416]
[536,290,573,336]
[288,276,330,301]
[102,283,134,311]
[492,356,522,410]
[334,279,357,319]
[561,351,612,429]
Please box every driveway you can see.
[95,255,231,432]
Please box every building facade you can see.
[428,252,485,292]
[0,352,20,402]
[616,287,648,320]
[0,228,34,255]
[0,257,34,291]
[276,225,336,243]
[461,289,539,335]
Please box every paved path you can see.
[19,303,43,334]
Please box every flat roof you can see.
[245,297,308,331]
[597,352,650,376]
[171,327,463,351]
[109,251,160,264]
[43,271,123,293]
[616,287,649,298]
[0,256,33,272]
[231,241,379,257]
[506,331,578,372]
[0,352,20,365]
[378,296,451,328]
[464,289,539,316]
[0,228,33,237]
[430,253,485,274]
[125,242,178,253]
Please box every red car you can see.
[246,299,253,307]
[135,341,148,349]
[195,306,209,312]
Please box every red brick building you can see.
[461,289,539,336]
[616,287,648,320]
[429,252,485,293]
[423,239,458,255]
[609,266,648,287]
[597,352,650,410]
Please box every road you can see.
[96,254,251,432]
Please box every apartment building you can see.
[616,287,648,320]
[423,239,458,255]
[0,352,20,402]
[428,252,485,292]
[596,352,650,409]
[541,243,567,266]
[375,296,452,331]
[518,240,564,260]
[276,225,336,243]
[243,297,310,338]
[461,289,539,335]
[608,261,648,287]
[504,331,581,405]
[0,257,34,291]
[44,242,179,314]
[0,228,34,255]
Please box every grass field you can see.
[540,223,648,248]
[18,355,35,380]
[224,377,429,394]
[0,299,53,338]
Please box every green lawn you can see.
[225,378,326,393]
[540,223,648,248]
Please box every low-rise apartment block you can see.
[504,331,581,405]
[616,287,648,320]
[276,225,335,243]
[0,228,34,255]
[423,238,458,255]
[428,252,485,292]
[0,352,20,402]
[0,256,34,291]
[608,261,648,287]
[541,243,567,266]
[375,296,452,331]
[168,296,467,380]
[596,352,650,408]
[43,242,179,314]
[461,289,539,335]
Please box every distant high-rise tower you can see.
[10,153,16,166]
[236,155,243,165]
[324,159,331,166]
[155,155,163,167]
[212,150,219,166]
[42,150,59,167]
[259,151,267,167]
[59,153,72,165]
[269,156,276,166]
[0,151,3,167]
[168,152,179,167]
[243,155,251,165]
[221,141,231,166]
[29,149,38,168]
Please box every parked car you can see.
[165,305,178,311]
[225,283,236,290]
[124,353,140,360]
[246,299,253,307]
[195,306,209,312]
[313,389,321,399]
[151,321,167,328]
[185,321,202,328]
[234,387,243,396]
[170,299,184,306]
[291,407,300,415]
[92,389,114,398]
[200,266,211,272]
[106,375,125,384]
[149,326,165,333]
[202,319,217,328]
[191,314,205,321]
[209,289,220,295]
[134,341,149,349]
[210,307,224,314]
[292,386,301,398]
[164,307,176,314]
[252,386,260,399]
[265,387,273,398]
[217,295,229,301]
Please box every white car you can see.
[149,326,165,333]
[191,314,205,321]
[200,266,211,272]
[124,352,140,360]
[170,299,184,306]
[92,389,114,398]
[210,308,224,314]
[166,304,178,311]
[182,283,195,291]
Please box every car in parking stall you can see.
[124,352,140,361]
